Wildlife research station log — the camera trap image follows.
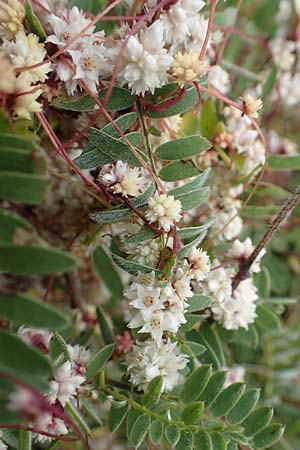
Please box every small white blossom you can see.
[187,246,211,281]
[0,0,25,39]
[99,161,147,197]
[224,365,245,388]
[115,20,173,95]
[208,65,230,94]
[126,339,188,392]
[203,260,233,305]
[146,192,182,231]
[17,326,52,352]
[241,94,263,118]
[172,50,209,86]
[228,237,266,273]
[34,414,68,443]
[47,361,85,406]
[124,238,160,266]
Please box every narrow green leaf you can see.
[0,294,67,330]
[165,425,181,446]
[181,402,204,424]
[185,341,207,356]
[129,414,150,448]
[176,430,194,450]
[200,100,217,139]
[177,220,214,240]
[86,343,115,379]
[178,230,208,257]
[256,305,281,331]
[254,266,271,298]
[224,432,247,445]
[126,408,140,438]
[194,430,212,450]
[233,325,259,349]
[242,406,273,437]
[175,186,210,212]
[98,112,137,138]
[159,161,199,181]
[252,423,284,449]
[0,133,33,150]
[125,227,157,244]
[180,365,212,404]
[111,253,162,276]
[198,371,227,407]
[0,244,77,275]
[268,155,300,171]
[0,148,38,173]
[96,306,114,344]
[190,323,225,370]
[0,209,31,242]
[261,65,277,100]
[108,400,129,432]
[18,429,31,450]
[149,420,163,444]
[49,332,70,364]
[25,0,47,41]
[0,171,48,204]
[142,375,163,408]
[93,247,123,301]
[211,383,246,417]
[51,87,133,112]
[147,84,198,118]
[227,389,260,424]
[210,432,227,450]
[156,135,211,161]
[187,295,212,312]
[0,328,52,391]
[65,401,91,435]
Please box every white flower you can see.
[47,361,85,406]
[116,20,173,95]
[208,65,230,94]
[3,31,51,83]
[99,161,147,197]
[0,0,25,39]
[172,50,209,86]
[126,339,188,392]
[270,38,296,72]
[0,432,7,450]
[224,365,245,388]
[146,192,182,231]
[212,278,258,330]
[46,7,94,50]
[228,237,266,273]
[17,326,52,352]
[187,246,211,281]
[241,94,263,118]
[124,238,160,266]
[34,414,68,443]
[0,51,17,94]
[203,260,233,304]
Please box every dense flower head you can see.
[0,0,25,39]
[99,160,148,198]
[146,192,182,231]
[126,339,188,392]
[172,51,210,86]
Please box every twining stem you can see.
[232,185,300,289]
[199,0,217,59]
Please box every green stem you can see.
[136,100,157,175]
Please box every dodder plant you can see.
[1,0,300,449]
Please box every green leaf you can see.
[49,332,70,364]
[142,375,163,408]
[0,171,48,204]
[74,131,144,169]
[255,305,281,331]
[18,429,31,450]
[233,325,259,349]
[65,401,91,435]
[198,371,227,407]
[125,227,157,244]
[187,295,212,312]
[268,155,300,171]
[261,65,277,100]
[96,306,114,344]
[194,430,212,450]
[108,400,129,432]
[98,112,137,138]
[0,328,52,391]
[156,135,211,161]
[25,0,46,41]
[210,432,227,450]
[194,323,226,369]
[0,147,38,173]
[0,209,31,242]
[176,430,194,450]
[165,425,181,446]
[177,220,214,240]
[159,161,199,181]
[226,389,260,424]
[178,230,208,257]
[90,186,153,224]
[240,205,279,219]
[93,247,123,301]
[185,341,207,356]
[0,244,77,275]
[51,87,133,112]
[242,407,273,437]
[0,294,67,330]
[254,266,271,298]
[149,420,163,444]
[86,343,115,379]
[147,84,198,118]
[200,100,217,139]
[126,408,140,438]
[181,402,204,424]
[252,423,284,449]
[170,169,210,196]
[210,383,246,417]
[111,253,162,276]
[0,133,33,150]
[174,186,210,211]
[225,432,247,445]
[129,414,150,448]
[180,365,211,404]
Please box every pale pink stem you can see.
[216,0,243,65]
[199,0,217,60]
